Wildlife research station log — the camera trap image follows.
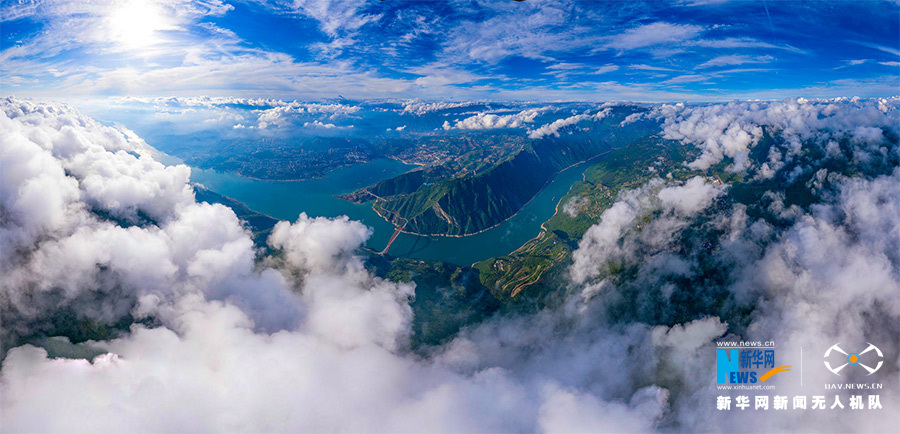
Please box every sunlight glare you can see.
[108,0,170,49]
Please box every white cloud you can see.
[663,74,708,84]
[620,112,645,126]
[570,177,726,285]
[528,114,588,138]
[527,108,610,139]
[567,159,900,431]
[0,97,667,432]
[696,55,774,69]
[595,64,620,74]
[657,176,725,215]
[606,22,703,51]
[629,64,677,72]
[444,107,545,131]
[2,96,899,433]
[1,0,234,72]
[652,97,900,172]
[253,0,382,58]
[283,0,381,38]
[251,102,359,129]
[546,62,584,71]
[439,2,579,63]
[689,37,806,53]
[303,120,338,129]
[563,195,590,217]
[545,63,619,79]
[401,101,481,115]
[850,41,900,57]
[410,65,488,88]
[0,1,417,100]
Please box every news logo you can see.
[716,347,791,384]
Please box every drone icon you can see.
[823,343,883,376]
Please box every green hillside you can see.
[349,106,658,236]
[475,138,698,300]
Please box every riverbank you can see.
[188,153,604,266]
[369,149,616,239]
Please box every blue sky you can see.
[2,0,899,102]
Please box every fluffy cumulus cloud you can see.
[303,120,340,129]
[653,97,900,173]
[707,169,900,431]
[0,96,302,337]
[443,107,545,131]
[252,102,360,129]
[0,97,669,432]
[528,107,610,139]
[401,100,483,115]
[567,116,900,431]
[98,96,362,132]
[571,176,727,286]
[2,97,899,433]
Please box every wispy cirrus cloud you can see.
[834,59,870,69]
[1,0,897,101]
[851,41,900,57]
[544,62,620,79]
[605,22,704,51]
[696,54,774,69]
[663,74,708,85]
[595,64,620,74]
[437,0,583,63]
[258,0,383,57]
[629,64,678,72]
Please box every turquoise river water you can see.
[190,157,602,265]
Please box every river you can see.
[190,157,601,265]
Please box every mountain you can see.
[345,106,658,236]
[475,137,697,300]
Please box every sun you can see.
[107,0,171,49]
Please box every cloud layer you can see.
[652,97,899,173]
[1,97,899,433]
[0,98,664,433]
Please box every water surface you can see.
[191,157,601,265]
